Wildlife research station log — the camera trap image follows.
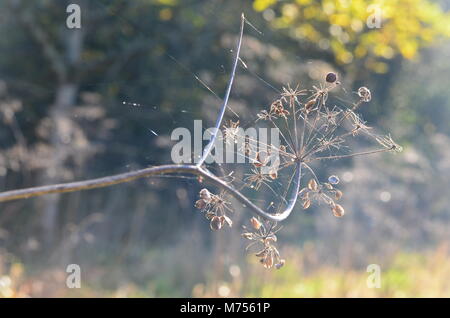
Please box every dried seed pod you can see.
[275,259,286,269]
[334,190,343,200]
[328,175,340,185]
[270,99,283,111]
[324,183,333,190]
[242,232,253,240]
[222,215,233,227]
[210,216,223,231]
[195,199,207,210]
[358,86,371,102]
[199,188,212,202]
[250,217,262,230]
[263,252,274,269]
[302,199,311,210]
[305,99,316,112]
[269,170,278,180]
[308,179,318,191]
[326,72,337,83]
[332,204,345,217]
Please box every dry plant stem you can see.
[0,13,303,222]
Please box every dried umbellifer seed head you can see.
[210,216,223,231]
[332,204,345,217]
[250,217,262,230]
[326,72,337,83]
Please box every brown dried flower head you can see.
[210,215,223,231]
[331,204,345,217]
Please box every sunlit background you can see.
[1,0,450,297]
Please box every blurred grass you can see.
[2,245,450,297]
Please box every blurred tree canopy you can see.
[253,0,450,72]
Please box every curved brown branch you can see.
[0,164,198,203]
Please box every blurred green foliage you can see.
[3,245,450,297]
[253,0,450,71]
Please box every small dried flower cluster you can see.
[244,167,274,190]
[299,176,344,217]
[242,217,285,269]
[257,98,292,121]
[244,149,280,189]
[270,99,290,118]
[195,188,233,231]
